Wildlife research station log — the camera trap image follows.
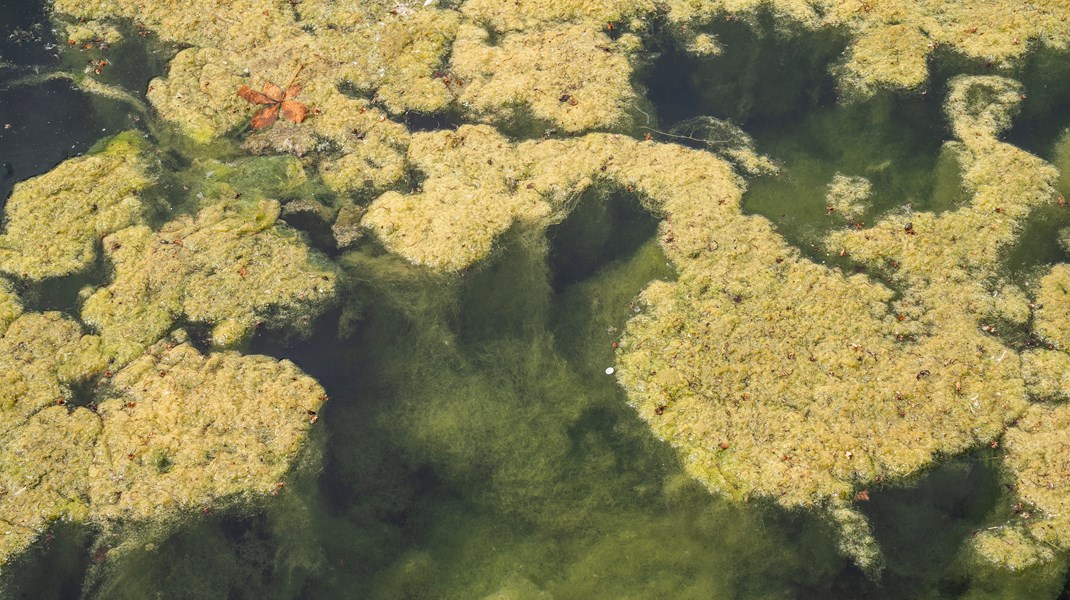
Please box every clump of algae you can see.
[0,316,327,568]
[0,132,156,281]
[52,0,455,181]
[824,172,872,220]
[450,23,640,132]
[0,236,329,569]
[659,0,1070,97]
[88,339,326,522]
[361,81,1048,561]
[969,257,1070,567]
[81,196,339,363]
[63,19,122,46]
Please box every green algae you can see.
[0,131,157,282]
[6,0,1070,595]
[82,196,339,362]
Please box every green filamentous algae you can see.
[2,0,1070,598]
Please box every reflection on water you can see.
[2,1,1070,599]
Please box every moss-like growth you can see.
[0,311,104,564]
[55,0,458,145]
[971,401,1070,568]
[824,173,872,220]
[63,19,123,46]
[611,76,1059,571]
[461,0,655,32]
[145,47,252,144]
[82,197,339,363]
[660,0,1070,97]
[1034,264,1070,351]
[0,280,21,333]
[0,322,327,568]
[89,341,326,521]
[451,23,639,132]
[0,132,156,281]
[0,312,105,435]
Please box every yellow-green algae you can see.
[63,19,123,46]
[450,23,640,132]
[824,172,872,220]
[357,74,1070,572]
[969,258,1070,567]
[88,339,325,522]
[82,196,338,363]
[0,311,327,568]
[53,0,458,144]
[660,0,1070,96]
[0,132,156,281]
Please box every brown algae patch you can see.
[0,132,156,281]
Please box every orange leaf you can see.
[237,85,276,105]
[262,82,284,102]
[251,104,280,129]
[284,83,302,101]
[280,100,308,124]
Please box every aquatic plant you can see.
[82,196,339,363]
[8,0,1070,592]
[0,132,156,281]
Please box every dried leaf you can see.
[280,100,307,124]
[251,104,280,129]
[262,82,284,102]
[237,66,309,130]
[237,85,276,106]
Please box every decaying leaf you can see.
[237,65,309,130]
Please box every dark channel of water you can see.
[2,1,1070,599]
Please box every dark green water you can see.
[3,5,1070,600]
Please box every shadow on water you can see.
[643,12,847,133]
[0,0,166,207]
[741,91,948,259]
[3,523,93,600]
[545,186,660,292]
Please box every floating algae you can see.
[0,319,328,569]
[82,196,338,362]
[658,0,1070,97]
[8,0,1070,594]
[450,23,640,133]
[348,75,1070,572]
[0,132,156,282]
[0,121,334,575]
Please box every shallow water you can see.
[3,4,1070,600]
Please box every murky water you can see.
[4,3,1070,599]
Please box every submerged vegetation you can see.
[1,0,1070,596]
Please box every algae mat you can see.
[2,0,1070,597]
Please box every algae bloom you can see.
[2,0,1070,596]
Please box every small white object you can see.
[605,367,615,375]
[424,0,434,5]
